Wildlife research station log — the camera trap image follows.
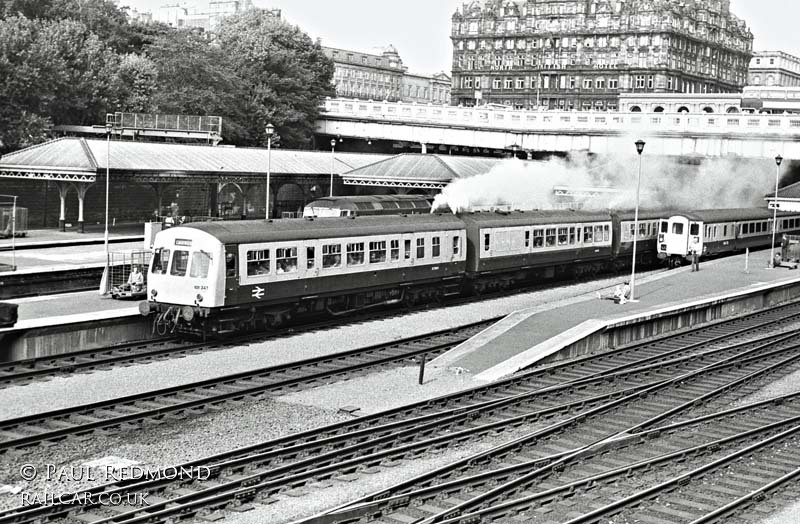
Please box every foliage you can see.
[0,4,334,152]
[217,10,335,148]
[0,16,120,151]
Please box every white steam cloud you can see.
[432,150,775,214]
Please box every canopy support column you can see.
[55,182,70,231]
[74,183,92,233]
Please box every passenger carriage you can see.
[459,210,615,291]
[612,209,669,268]
[657,209,800,267]
[142,215,466,336]
[302,195,434,218]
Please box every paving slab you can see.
[433,249,800,380]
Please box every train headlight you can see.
[196,294,204,303]
[658,234,664,242]
[150,289,157,297]
[181,306,195,322]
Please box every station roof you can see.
[0,137,391,184]
[342,153,515,189]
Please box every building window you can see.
[596,78,605,89]
[516,77,525,89]
[504,77,513,89]
[493,78,502,89]
[608,78,618,89]
[635,75,645,89]
[583,78,593,89]
[647,75,654,89]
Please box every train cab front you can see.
[139,226,225,337]
[657,215,702,268]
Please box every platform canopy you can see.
[0,137,390,184]
[766,180,800,212]
[342,153,519,189]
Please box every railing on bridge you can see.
[107,113,223,136]
[320,98,800,136]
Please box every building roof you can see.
[342,153,509,189]
[0,138,390,182]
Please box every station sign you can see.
[768,200,800,212]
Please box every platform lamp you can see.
[771,154,783,268]
[630,139,646,302]
[265,123,274,220]
[101,122,112,296]
[330,138,337,197]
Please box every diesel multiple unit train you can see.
[140,207,800,337]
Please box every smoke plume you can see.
[432,148,781,214]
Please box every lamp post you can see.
[630,139,646,302]
[771,154,783,268]
[101,123,112,295]
[265,123,274,220]
[330,138,336,197]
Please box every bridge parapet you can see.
[321,98,800,137]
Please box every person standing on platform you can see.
[691,248,700,272]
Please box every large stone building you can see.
[323,46,452,104]
[748,51,800,87]
[450,0,753,111]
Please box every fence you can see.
[107,250,152,299]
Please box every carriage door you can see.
[688,221,703,255]
[224,244,238,302]
[662,216,690,256]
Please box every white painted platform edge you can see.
[0,307,139,333]
[475,274,800,382]
[0,263,105,277]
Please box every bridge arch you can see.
[275,182,308,218]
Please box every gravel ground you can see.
[2,253,799,522]
[0,269,668,422]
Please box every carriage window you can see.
[689,223,698,236]
[660,221,668,233]
[170,250,189,276]
[307,247,316,269]
[724,225,728,236]
[322,244,341,268]
[638,223,647,238]
[347,242,365,266]
[369,241,387,263]
[247,249,270,276]
[557,227,568,245]
[672,223,684,235]
[417,238,426,258]
[152,248,170,274]
[594,225,603,242]
[405,239,412,259]
[524,231,530,248]
[390,239,400,261]
[484,233,490,251]
[432,236,441,258]
[452,236,460,256]
[545,228,556,247]
[628,224,636,240]
[584,226,593,243]
[190,251,212,278]
[604,225,610,241]
[569,227,576,245]
[276,247,298,274]
[533,229,544,248]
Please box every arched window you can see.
[677,106,689,113]
[630,105,642,112]
[767,75,775,86]
[726,106,740,113]
[702,106,714,113]
[653,106,664,113]
[753,75,761,85]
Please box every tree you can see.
[217,10,335,148]
[144,29,250,143]
[0,16,121,151]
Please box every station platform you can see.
[0,240,145,273]
[0,223,145,250]
[432,249,800,382]
[2,291,138,331]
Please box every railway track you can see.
[0,319,498,453]
[320,392,800,524]
[0,267,668,387]
[2,306,800,524]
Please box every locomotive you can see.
[140,207,800,338]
